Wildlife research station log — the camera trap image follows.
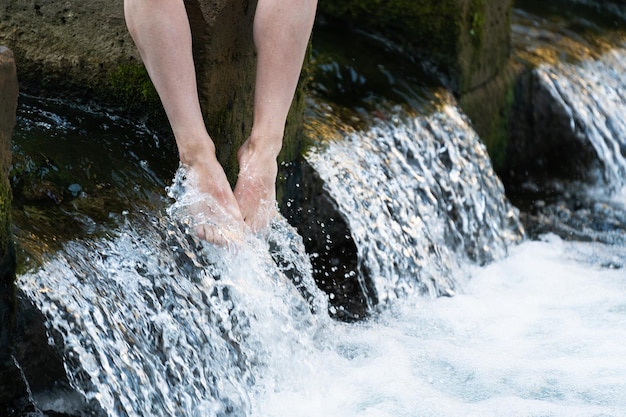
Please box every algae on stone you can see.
[318,0,512,95]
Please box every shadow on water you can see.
[308,24,442,120]
[516,0,626,30]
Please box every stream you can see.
[7,3,626,417]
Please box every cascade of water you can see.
[511,39,626,244]
[306,92,525,306]
[18,199,330,416]
[14,91,527,415]
[10,8,626,417]
[534,43,626,191]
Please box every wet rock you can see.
[8,295,100,416]
[281,158,375,321]
[317,0,513,95]
[506,67,602,184]
[502,4,626,187]
[459,59,520,172]
[0,46,80,416]
[563,0,626,21]
[0,45,22,410]
[316,0,517,172]
[0,0,141,104]
[0,47,75,417]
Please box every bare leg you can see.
[124,0,244,241]
[234,0,318,232]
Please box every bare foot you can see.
[179,141,245,244]
[234,137,279,233]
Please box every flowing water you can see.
[509,6,626,244]
[534,45,626,189]
[305,95,524,303]
[9,5,626,417]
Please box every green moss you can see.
[318,0,464,71]
[486,84,514,170]
[109,63,160,110]
[319,0,513,95]
[469,0,487,48]
[0,181,10,252]
[458,60,517,172]
[317,0,490,94]
[207,105,242,184]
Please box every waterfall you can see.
[14,88,526,415]
[512,41,626,244]
[10,7,626,417]
[306,92,524,305]
[533,43,626,191]
[19,211,330,417]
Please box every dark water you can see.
[7,4,626,417]
[10,95,175,269]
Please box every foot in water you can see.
[172,149,246,246]
[234,137,280,234]
[171,136,280,244]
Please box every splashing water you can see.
[19,188,331,416]
[15,86,530,416]
[20,204,626,417]
[16,93,626,416]
[256,235,626,417]
[514,39,626,245]
[307,93,524,304]
[165,164,248,245]
[13,23,626,417]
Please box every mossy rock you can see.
[318,0,513,94]
[459,58,520,172]
[108,63,161,111]
[0,44,18,306]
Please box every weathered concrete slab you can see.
[316,0,515,170]
[0,0,140,100]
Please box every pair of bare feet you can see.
[123,0,317,243]
[180,134,280,244]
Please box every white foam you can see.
[253,236,626,417]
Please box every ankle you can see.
[177,136,217,166]
[240,132,283,162]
